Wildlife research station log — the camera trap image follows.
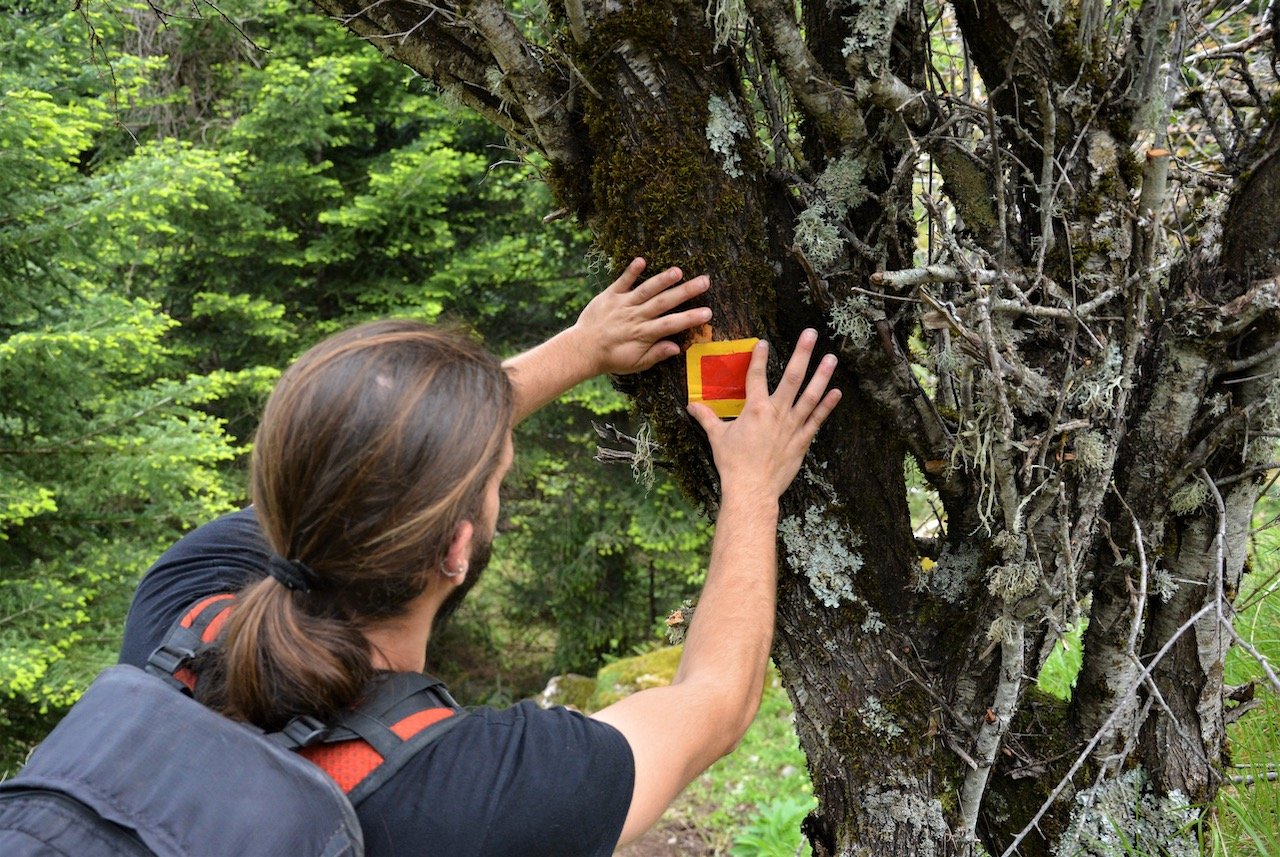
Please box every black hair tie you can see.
[266,554,319,593]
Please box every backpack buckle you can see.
[146,643,196,677]
[280,715,330,749]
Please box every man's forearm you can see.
[502,261,711,424]
[672,491,780,738]
[502,327,597,424]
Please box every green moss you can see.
[554,2,777,506]
[587,645,683,710]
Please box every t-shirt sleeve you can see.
[358,700,635,857]
[117,507,270,668]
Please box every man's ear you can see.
[443,520,475,582]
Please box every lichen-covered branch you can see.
[311,0,535,145]
[464,0,584,171]
[958,623,1024,848]
[740,0,868,146]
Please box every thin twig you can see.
[999,600,1218,857]
[1203,470,1280,696]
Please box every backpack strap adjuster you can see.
[145,643,198,690]
[273,715,331,750]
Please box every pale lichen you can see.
[583,244,610,275]
[779,505,863,608]
[859,775,949,857]
[1054,767,1197,857]
[1070,344,1124,417]
[828,295,874,345]
[839,0,907,80]
[794,155,871,277]
[630,421,657,492]
[1073,429,1109,471]
[801,461,837,502]
[989,529,1024,561]
[859,695,904,739]
[987,560,1041,601]
[483,65,506,98]
[917,543,980,604]
[987,614,1018,644]
[860,604,885,634]
[1169,479,1209,516]
[934,342,962,374]
[951,398,1004,533]
[705,94,747,178]
[794,200,843,274]
[1152,565,1178,601]
[816,155,869,212]
[704,0,746,50]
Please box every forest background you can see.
[1,0,712,762]
[1,2,1277,854]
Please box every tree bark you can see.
[309,1,1280,853]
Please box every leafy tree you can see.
[503,383,711,673]
[308,1,1280,854]
[2,0,709,764]
[0,5,245,761]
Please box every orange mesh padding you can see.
[301,741,384,794]
[174,667,198,691]
[180,594,234,628]
[390,708,453,740]
[201,606,233,643]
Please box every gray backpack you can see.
[0,665,362,857]
[0,594,466,857]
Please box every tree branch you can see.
[464,0,584,172]
[310,1,539,150]
[1000,600,1217,857]
[741,0,868,146]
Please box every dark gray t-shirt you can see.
[119,508,634,857]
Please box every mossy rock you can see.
[587,646,683,711]
[536,673,599,711]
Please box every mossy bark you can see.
[309,1,1280,854]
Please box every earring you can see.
[442,560,468,579]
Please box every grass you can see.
[683,672,813,856]
[1210,490,1280,856]
[584,652,813,855]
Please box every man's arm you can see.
[502,258,711,424]
[591,330,841,846]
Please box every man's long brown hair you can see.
[201,321,513,730]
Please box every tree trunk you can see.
[309,0,1280,853]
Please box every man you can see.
[119,259,840,854]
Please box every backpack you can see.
[0,594,467,857]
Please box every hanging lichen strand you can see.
[304,1,1280,854]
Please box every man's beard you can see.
[432,533,492,632]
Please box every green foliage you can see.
[504,408,712,673]
[1,0,712,768]
[1210,481,1280,855]
[684,672,815,852]
[0,6,249,747]
[731,796,815,857]
[1037,621,1086,701]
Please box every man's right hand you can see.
[687,328,841,500]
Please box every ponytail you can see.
[202,579,372,731]
[197,320,514,730]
